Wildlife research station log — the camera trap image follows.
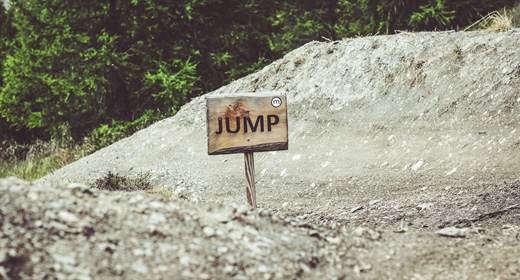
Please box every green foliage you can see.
[182,0,278,90]
[87,109,165,150]
[141,59,198,116]
[91,171,153,192]
[0,2,16,140]
[0,0,200,141]
[409,1,456,30]
[1,1,114,138]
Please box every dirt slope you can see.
[2,30,520,279]
[41,29,520,227]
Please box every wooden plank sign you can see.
[206,92,289,209]
[206,92,288,155]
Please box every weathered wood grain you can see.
[244,152,257,209]
[206,92,288,155]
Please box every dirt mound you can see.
[41,29,520,226]
[2,178,520,279]
[1,178,347,279]
[4,29,519,278]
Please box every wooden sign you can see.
[206,92,289,209]
[206,92,288,155]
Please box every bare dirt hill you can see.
[42,29,520,228]
[2,30,520,279]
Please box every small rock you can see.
[411,160,424,171]
[354,264,372,273]
[353,227,365,236]
[203,226,216,237]
[179,255,192,266]
[217,247,228,254]
[325,236,341,244]
[149,212,166,224]
[149,201,165,208]
[66,183,87,189]
[369,199,380,205]
[182,270,195,278]
[53,254,76,265]
[236,205,249,215]
[27,191,39,201]
[436,227,467,237]
[0,250,6,263]
[292,154,302,160]
[308,230,321,238]
[300,263,311,273]
[58,211,80,224]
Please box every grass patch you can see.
[1,112,166,181]
[0,139,96,181]
[465,9,513,32]
[91,171,190,200]
[91,171,153,192]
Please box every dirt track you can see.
[42,29,520,229]
[3,30,520,279]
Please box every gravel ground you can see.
[3,29,520,279]
[2,177,520,279]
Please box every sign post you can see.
[206,92,288,209]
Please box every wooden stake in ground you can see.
[244,152,257,209]
[206,92,288,208]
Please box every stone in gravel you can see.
[436,227,467,237]
[309,230,321,238]
[369,200,381,205]
[412,160,424,171]
[236,205,249,215]
[0,249,6,262]
[354,264,372,273]
[325,236,341,244]
[300,263,311,273]
[66,183,87,189]
[203,226,216,237]
[58,211,80,224]
[0,267,8,280]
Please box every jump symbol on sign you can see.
[271,97,282,108]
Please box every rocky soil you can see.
[2,29,520,279]
[2,178,520,280]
